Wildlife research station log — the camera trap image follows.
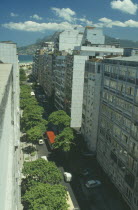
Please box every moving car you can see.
[85,180,101,189]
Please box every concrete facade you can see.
[54,55,73,114]
[97,56,138,210]
[70,55,88,130]
[81,27,105,46]
[81,60,102,152]
[59,29,83,52]
[75,45,124,57]
[0,42,20,210]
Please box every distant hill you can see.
[18,33,138,55]
[105,36,138,48]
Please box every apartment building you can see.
[0,42,20,210]
[59,28,84,52]
[81,59,102,152]
[75,44,124,57]
[97,56,138,210]
[81,26,105,46]
[54,55,73,114]
[124,48,138,57]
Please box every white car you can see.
[41,156,48,161]
[64,172,72,182]
[85,180,101,188]
[39,139,44,145]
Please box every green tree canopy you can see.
[54,127,74,152]
[20,97,38,109]
[21,105,45,131]
[22,158,62,184]
[20,84,31,99]
[22,183,68,210]
[20,69,27,81]
[26,121,47,143]
[48,110,70,132]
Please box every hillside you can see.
[18,33,138,55]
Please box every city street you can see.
[29,83,130,210]
[35,140,130,210]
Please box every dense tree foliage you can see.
[21,105,46,131]
[20,69,27,81]
[22,158,62,184]
[54,127,74,152]
[20,97,38,109]
[22,183,68,210]
[26,122,47,143]
[48,110,70,132]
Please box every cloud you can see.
[30,14,42,20]
[51,7,76,22]
[10,12,18,17]
[79,17,93,25]
[97,17,138,28]
[2,21,82,32]
[111,0,138,15]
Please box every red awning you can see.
[46,131,56,144]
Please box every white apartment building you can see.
[81,26,105,45]
[81,60,102,152]
[0,42,20,210]
[75,45,124,57]
[59,29,83,52]
[70,55,88,130]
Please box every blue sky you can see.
[0,0,138,46]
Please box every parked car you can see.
[64,172,72,182]
[85,180,101,189]
[80,168,93,177]
[41,156,48,161]
[82,151,96,157]
[39,139,44,145]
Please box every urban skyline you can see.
[0,0,138,46]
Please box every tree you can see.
[26,121,47,143]
[20,97,38,109]
[20,69,27,81]
[48,110,70,132]
[22,158,62,184]
[22,183,68,210]
[53,127,74,152]
[20,84,31,99]
[21,106,45,131]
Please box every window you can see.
[97,65,101,73]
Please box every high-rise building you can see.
[0,42,20,210]
[59,29,84,52]
[81,26,105,46]
[97,56,138,210]
[81,59,102,152]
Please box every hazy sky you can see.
[0,0,138,46]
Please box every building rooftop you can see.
[106,56,138,62]
[0,64,12,103]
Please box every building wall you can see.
[81,27,105,45]
[59,29,83,52]
[70,55,88,129]
[97,57,138,210]
[0,43,20,210]
[81,61,102,152]
[79,46,124,56]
